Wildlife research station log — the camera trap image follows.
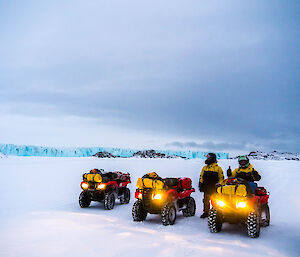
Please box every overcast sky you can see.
[0,0,299,154]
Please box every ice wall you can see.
[0,144,229,159]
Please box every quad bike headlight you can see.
[97,183,106,190]
[138,192,143,199]
[81,182,89,190]
[216,200,226,207]
[236,201,247,208]
[152,193,162,200]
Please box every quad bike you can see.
[79,169,131,210]
[132,172,196,226]
[208,178,270,238]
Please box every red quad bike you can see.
[208,178,270,238]
[132,174,196,226]
[79,169,131,210]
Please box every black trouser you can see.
[202,185,216,213]
[203,192,212,213]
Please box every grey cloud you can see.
[0,0,299,152]
[166,141,250,151]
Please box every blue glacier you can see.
[0,143,229,159]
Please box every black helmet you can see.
[238,155,250,168]
[205,153,217,165]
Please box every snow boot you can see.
[200,212,208,218]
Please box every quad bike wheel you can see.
[208,208,222,233]
[79,191,91,208]
[161,203,177,226]
[247,212,260,238]
[120,188,131,204]
[132,200,147,221]
[104,191,115,210]
[260,203,270,227]
[182,197,196,217]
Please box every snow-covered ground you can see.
[0,157,299,257]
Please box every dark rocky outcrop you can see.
[93,151,119,158]
[133,149,185,159]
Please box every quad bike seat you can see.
[164,178,179,188]
[101,172,130,183]
[102,172,118,181]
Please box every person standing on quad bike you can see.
[227,155,261,193]
[199,153,224,218]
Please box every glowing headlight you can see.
[152,193,162,200]
[97,183,106,190]
[81,182,89,190]
[236,201,247,208]
[138,192,143,199]
[216,200,225,207]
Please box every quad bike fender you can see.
[259,195,269,206]
[105,181,119,196]
[248,193,269,210]
[106,181,118,188]
[119,181,130,188]
[178,189,195,199]
[165,189,178,201]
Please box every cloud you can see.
[0,0,299,152]
[166,141,250,151]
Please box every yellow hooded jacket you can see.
[200,163,224,186]
[231,164,261,182]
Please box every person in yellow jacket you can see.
[198,153,224,218]
[227,155,261,193]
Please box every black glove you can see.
[198,182,204,192]
[252,169,261,181]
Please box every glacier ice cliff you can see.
[0,144,229,159]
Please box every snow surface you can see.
[0,157,299,257]
[0,143,229,159]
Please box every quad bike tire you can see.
[132,200,147,221]
[79,191,91,208]
[161,203,177,226]
[208,208,222,233]
[104,191,115,210]
[247,212,260,238]
[182,197,196,217]
[120,187,130,204]
[260,203,270,227]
